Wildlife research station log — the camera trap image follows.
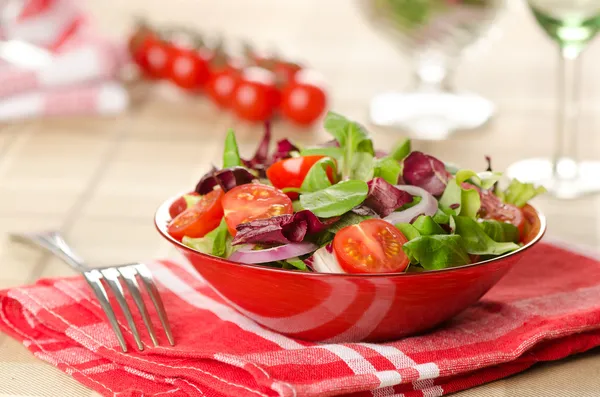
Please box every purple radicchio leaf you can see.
[352,177,413,217]
[242,121,299,176]
[232,210,339,245]
[402,151,451,196]
[195,167,256,194]
[272,138,300,163]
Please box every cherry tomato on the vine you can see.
[231,67,279,122]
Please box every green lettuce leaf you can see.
[412,215,446,236]
[223,129,242,168]
[439,171,481,218]
[500,179,547,208]
[299,180,368,218]
[373,157,402,185]
[349,152,375,181]
[402,235,471,270]
[395,223,421,240]
[479,220,520,243]
[182,219,233,258]
[455,170,502,190]
[282,257,308,271]
[452,216,519,255]
[323,112,374,178]
[390,138,411,161]
[301,157,336,192]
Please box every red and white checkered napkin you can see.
[1,241,600,397]
[0,0,128,121]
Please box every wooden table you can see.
[1,0,599,395]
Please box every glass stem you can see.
[553,48,582,181]
[412,51,453,92]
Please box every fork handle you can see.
[10,231,90,273]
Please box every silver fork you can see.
[10,231,174,352]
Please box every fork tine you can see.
[83,270,128,352]
[135,264,175,346]
[118,266,159,347]
[100,268,144,351]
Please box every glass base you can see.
[506,158,600,199]
[369,91,495,140]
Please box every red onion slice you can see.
[228,242,317,264]
[309,244,346,274]
[383,185,438,225]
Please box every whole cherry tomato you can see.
[280,70,327,126]
[206,54,241,108]
[143,38,175,80]
[128,24,158,73]
[231,67,279,122]
[169,47,211,91]
[273,60,302,86]
[266,155,336,199]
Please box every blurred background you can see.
[0,0,600,263]
[1,1,600,394]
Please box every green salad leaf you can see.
[323,112,374,178]
[301,157,336,192]
[182,219,233,258]
[455,170,502,190]
[433,209,450,225]
[452,216,519,255]
[402,235,471,270]
[223,129,242,168]
[439,171,481,218]
[183,194,202,208]
[479,220,519,243]
[373,157,402,185]
[283,257,308,271]
[300,180,368,218]
[328,213,372,233]
[390,138,411,161]
[500,179,547,208]
[412,215,446,236]
[395,223,421,241]
[299,147,344,161]
[460,187,481,219]
[349,152,375,181]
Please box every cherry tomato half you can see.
[168,192,199,219]
[479,189,525,237]
[521,205,542,244]
[169,48,211,91]
[232,67,279,122]
[333,219,410,274]
[167,189,224,241]
[222,183,293,235]
[266,155,336,199]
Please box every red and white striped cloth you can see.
[0,0,128,121]
[1,241,600,397]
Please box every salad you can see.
[165,112,545,274]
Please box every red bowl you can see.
[155,196,546,342]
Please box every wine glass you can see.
[358,0,505,140]
[506,0,600,199]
